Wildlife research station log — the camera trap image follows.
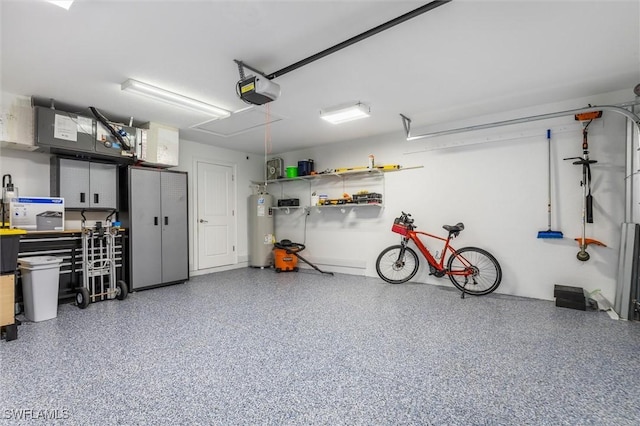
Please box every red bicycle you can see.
[376,212,502,297]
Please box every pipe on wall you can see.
[401,103,640,141]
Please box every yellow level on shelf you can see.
[333,164,401,173]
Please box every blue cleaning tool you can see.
[538,129,564,239]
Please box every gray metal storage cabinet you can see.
[123,167,188,290]
[50,157,118,210]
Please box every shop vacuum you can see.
[273,240,334,275]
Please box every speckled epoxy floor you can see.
[1,268,639,425]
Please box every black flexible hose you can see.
[89,107,131,151]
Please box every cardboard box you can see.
[9,197,64,231]
[0,274,15,326]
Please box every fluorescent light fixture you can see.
[47,1,74,10]
[320,102,370,124]
[121,79,231,118]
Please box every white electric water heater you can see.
[248,192,274,267]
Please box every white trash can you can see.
[18,256,63,322]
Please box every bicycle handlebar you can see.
[400,211,413,220]
[398,211,415,227]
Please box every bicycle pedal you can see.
[429,267,445,278]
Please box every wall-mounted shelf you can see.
[255,166,421,185]
[319,203,382,207]
[271,206,302,214]
[267,171,381,184]
[260,165,421,216]
[264,166,412,184]
[311,203,383,214]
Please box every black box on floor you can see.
[554,284,588,310]
[554,285,587,302]
[555,297,587,311]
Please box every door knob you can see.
[199,219,208,223]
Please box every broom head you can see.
[538,229,564,239]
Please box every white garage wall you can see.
[1,88,635,302]
[0,138,264,277]
[0,149,51,197]
[273,89,635,302]
[0,149,134,229]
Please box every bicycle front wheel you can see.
[376,245,419,284]
[446,247,502,295]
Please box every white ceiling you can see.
[2,0,638,155]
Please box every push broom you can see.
[538,129,564,239]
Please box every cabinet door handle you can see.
[199,219,208,223]
[164,216,168,225]
[94,193,99,204]
[154,217,158,226]
[80,193,85,203]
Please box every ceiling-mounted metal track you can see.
[264,0,451,80]
[400,102,640,141]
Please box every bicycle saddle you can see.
[443,223,464,234]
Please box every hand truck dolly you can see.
[75,212,128,309]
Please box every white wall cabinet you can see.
[137,122,180,167]
[50,158,118,210]
[0,93,35,151]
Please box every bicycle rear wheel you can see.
[376,245,419,284]
[446,247,502,295]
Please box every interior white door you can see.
[196,161,236,269]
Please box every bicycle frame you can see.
[380,213,502,297]
[401,229,471,277]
